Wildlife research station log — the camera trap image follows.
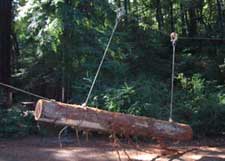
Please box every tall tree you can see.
[156,0,164,31]
[188,2,197,36]
[216,0,224,36]
[169,0,175,32]
[0,0,12,106]
[60,0,72,102]
[124,0,128,22]
[180,2,187,35]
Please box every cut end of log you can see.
[34,99,43,120]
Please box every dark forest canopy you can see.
[0,0,225,136]
[0,0,12,106]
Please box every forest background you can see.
[0,0,225,137]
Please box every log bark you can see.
[34,99,192,141]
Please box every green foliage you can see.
[0,106,37,138]
[91,76,170,119]
[101,83,136,112]
[175,73,225,136]
[89,73,225,136]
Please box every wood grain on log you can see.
[34,99,192,141]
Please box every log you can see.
[34,99,193,141]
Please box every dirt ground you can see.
[0,136,225,161]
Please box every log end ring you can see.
[34,99,44,120]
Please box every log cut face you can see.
[34,99,193,141]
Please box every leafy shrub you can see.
[0,106,37,138]
[175,73,225,136]
[90,74,225,136]
[91,76,170,119]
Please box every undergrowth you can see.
[0,106,37,138]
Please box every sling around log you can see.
[34,99,193,141]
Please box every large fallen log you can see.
[34,99,192,141]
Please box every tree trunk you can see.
[180,3,186,36]
[156,0,164,31]
[60,0,72,102]
[188,2,197,37]
[124,0,128,23]
[169,0,175,32]
[35,99,193,141]
[0,0,12,107]
[216,0,224,36]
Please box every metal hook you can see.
[115,7,125,21]
[170,32,178,45]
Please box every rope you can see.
[82,8,125,107]
[0,82,51,101]
[169,32,178,122]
